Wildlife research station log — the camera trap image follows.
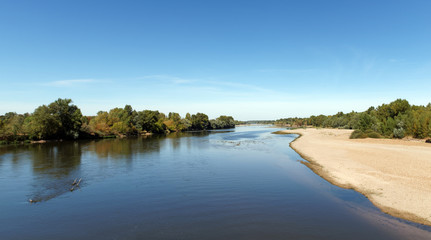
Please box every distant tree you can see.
[180,118,192,130]
[388,99,410,118]
[25,99,82,139]
[88,111,110,135]
[191,113,210,130]
[366,106,375,114]
[165,112,183,131]
[358,112,374,132]
[0,112,28,140]
[214,115,235,129]
[48,98,83,139]
[27,105,61,139]
[134,110,166,133]
[185,113,191,121]
[313,115,327,127]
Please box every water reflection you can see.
[88,138,136,160]
[29,142,82,202]
[0,131,216,203]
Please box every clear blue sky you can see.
[1,0,430,120]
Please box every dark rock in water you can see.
[426,139,431,143]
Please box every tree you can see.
[214,115,235,129]
[185,113,191,121]
[26,99,82,139]
[358,113,374,132]
[0,112,28,141]
[191,113,210,130]
[134,110,166,133]
[165,112,183,131]
[28,105,61,139]
[388,99,410,118]
[48,98,83,139]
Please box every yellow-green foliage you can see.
[0,99,236,142]
[350,129,381,139]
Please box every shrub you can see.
[367,131,381,138]
[350,129,381,139]
[393,128,405,139]
[350,130,367,139]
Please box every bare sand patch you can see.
[280,128,431,226]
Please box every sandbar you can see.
[279,128,431,226]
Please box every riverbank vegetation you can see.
[275,99,431,139]
[0,98,235,144]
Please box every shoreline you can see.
[277,128,431,226]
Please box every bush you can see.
[350,129,381,139]
[367,131,381,138]
[393,128,405,139]
[350,130,367,139]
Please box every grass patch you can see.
[350,129,382,139]
[272,130,287,134]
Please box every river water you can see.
[0,125,430,239]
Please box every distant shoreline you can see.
[277,128,431,226]
[0,128,237,146]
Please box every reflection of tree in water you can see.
[0,145,28,166]
[29,142,82,202]
[87,132,213,161]
[164,130,228,150]
[139,134,166,153]
[88,138,135,160]
[88,135,166,161]
[163,131,204,151]
[86,135,167,169]
[18,130,221,202]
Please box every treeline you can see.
[242,120,276,124]
[0,98,236,143]
[275,99,431,139]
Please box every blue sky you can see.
[1,0,430,120]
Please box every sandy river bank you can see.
[279,128,431,225]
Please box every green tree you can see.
[134,110,166,133]
[165,112,183,131]
[27,105,61,139]
[48,98,83,139]
[26,99,82,139]
[214,115,235,129]
[388,99,410,118]
[191,113,210,130]
[357,113,374,131]
[0,112,28,141]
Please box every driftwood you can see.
[70,178,82,192]
[29,178,83,203]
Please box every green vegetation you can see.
[349,129,382,139]
[243,120,275,124]
[0,98,236,143]
[275,99,431,139]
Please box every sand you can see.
[279,128,431,226]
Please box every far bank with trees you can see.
[0,98,236,144]
[275,99,431,140]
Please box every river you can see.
[0,125,430,239]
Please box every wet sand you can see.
[279,128,431,226]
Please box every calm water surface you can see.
[1,126,430,239]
